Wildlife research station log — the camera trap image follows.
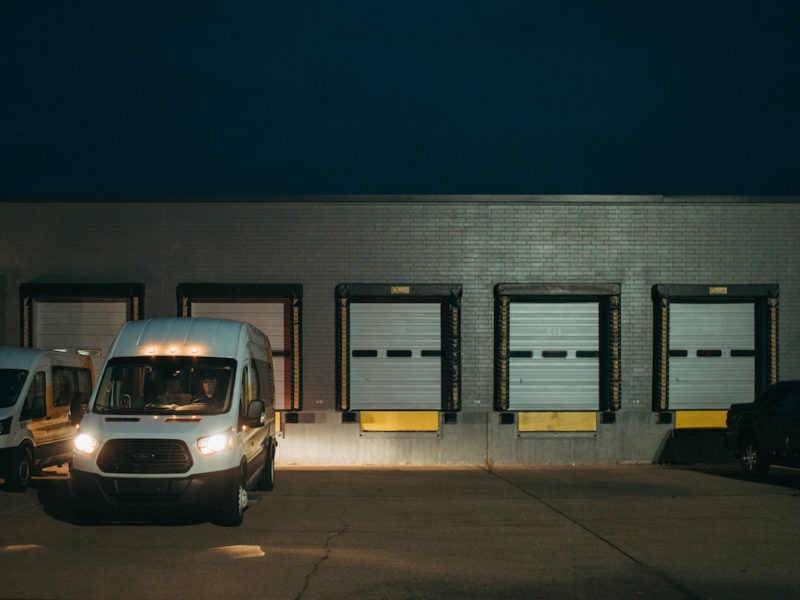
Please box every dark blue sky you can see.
[1,1,798,196]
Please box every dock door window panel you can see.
[336,284,461,418]
[494,284,621,422]
[652,284,778,426]
[177,284,302,412]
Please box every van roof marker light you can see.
[140,344,207,356]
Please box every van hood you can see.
[80,414,224,439]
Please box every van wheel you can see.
[741,437,769,477]
[259,443,275,491]
[219,471,247,527]
[5,446,33,492]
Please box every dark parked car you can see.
[726,380,800,476]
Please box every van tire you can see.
[219,470,247,527]
[259,442,275,491]
[5,446,33,492]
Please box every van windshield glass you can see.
[93,357,236,415]
[0,369,28,408]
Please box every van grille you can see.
[97,439,193,474]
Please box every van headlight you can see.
[75,433,99,455]
[197,432,233,456]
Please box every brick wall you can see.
[1,198,798,465]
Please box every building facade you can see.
[1,196,798,466]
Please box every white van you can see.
[69,318,277,525]
[0,348,93,491]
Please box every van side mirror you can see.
[246,400,265,428]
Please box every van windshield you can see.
[0,369,28,408]
[93,357,236,415]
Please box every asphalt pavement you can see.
[1,464,799,599]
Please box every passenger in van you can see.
[191,371,226,408]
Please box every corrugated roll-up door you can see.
[509,302,599,410]
[33,300,128,362]
[189,302,290,410]
[669,303,754,409]
[350,303,441,410]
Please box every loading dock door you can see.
[189,302,290,410]
[33,300,128,364]
[669,303,754,409]
[509,302,599,410]
[349,303,441,410]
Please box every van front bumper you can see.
[69,467,239,514]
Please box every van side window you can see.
[21,371,46,420]
[239,365,251,417]
[251,361,260,407]
[254,358,274,407]
[53,366,92,407]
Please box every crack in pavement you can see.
[294,522,347,600]
[487,469,702,600]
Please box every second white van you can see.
[0,348,93,491]
[69,318,277,525]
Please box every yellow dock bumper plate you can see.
[518,411,597,432]
[359,411,439,432]
[675,410,727,429]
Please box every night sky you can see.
[1,1,798,196]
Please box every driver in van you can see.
[191,371,226,408]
